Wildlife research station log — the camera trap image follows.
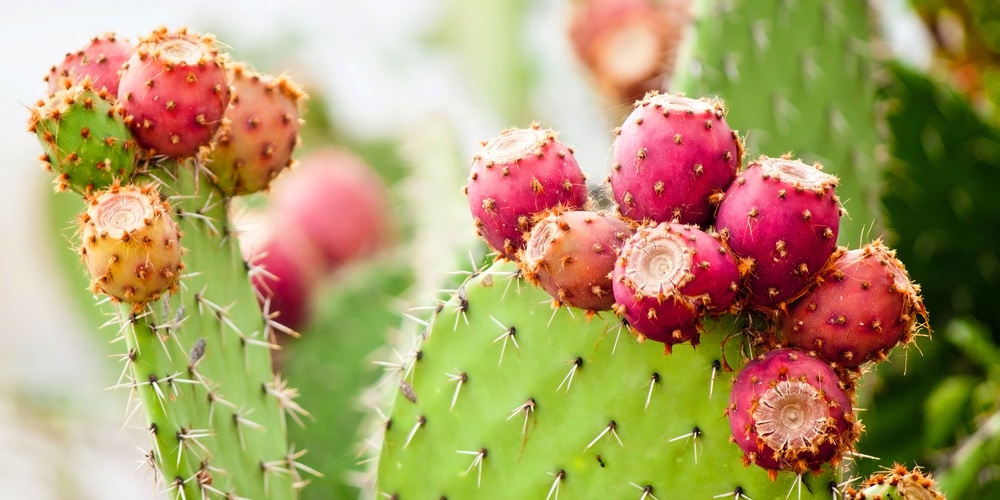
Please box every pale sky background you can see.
[0,1,930,498]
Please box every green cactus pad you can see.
[29,81,137,193]
[376,260,838,498]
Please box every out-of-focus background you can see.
[4,0,1000,498]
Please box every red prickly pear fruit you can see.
[78,182,184,311]
[269,147,394,270]
[715,155,842,309]
[117,26,230,157]
[519,209,633,311]
[610,91,742,227]
[207,63,306,196]
[611,222,740,352]
[727,348,860,477]
[780,240,928,369]
[464,124,589,260]
[44,32,134,97]
[568,0,688,102]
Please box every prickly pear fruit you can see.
[567,0,685,102]
[79,183,183,310]
[612,222,740,352]
[207,63,306,196]
[610,91,741,227]
[28,79,138,193]
[727,348,859,477]
[246,230,320,334]
[269,147,394,269]
[519,209,632,311]
[118,26,229,157]
[780,240,927,369]
[716,155,842,309]
[44,32,134,97]
[847,465,946,500]
[465,124,588,260]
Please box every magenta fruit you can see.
[242,224,322,334]
[780,240,927,369]
[464,124,589,260]
[715,155,842,309]
[207,63,306,196]
[44,32,134,97]
[611,222,741,352]
[609,91,742,227]
[117,26,230,157]
[727,348,860,478]
[269,147,394,269]
[519,209,633,311]
[79,183,184,311]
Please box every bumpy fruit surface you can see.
[519,209,632,311]
[44,33,134,97]
[847,465,946,500]
[269,147,394,269]
[118,26,229,157]
[610,92,741,227]
[727,348,859,477]
[612,222,740,351]
[781,240,927,368]
[465,124,588,259]
[28,80,137,192]
[716,155,842,309]
[79,183,183,310]
[207,63,306,196]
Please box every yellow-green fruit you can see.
[79,183,183,310]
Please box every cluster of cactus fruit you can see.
[29,27,312,498]
[373,90,942,498]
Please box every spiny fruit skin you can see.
[118,26,230,157]
[567,0,686,102]
[715,155,842,309]
[610,91,742,227]
[79,183,183,311]
[465,124,589,260]
[44,32,134,97]
[611,222,740,351]
[780,240,927,369]
[28,79,137,193]
[519,209,633,311]
[207,63,306,196]
[269,147,394,270]
[727,348,859,477]
[847,465,946,500]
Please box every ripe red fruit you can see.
[45,32,134,97]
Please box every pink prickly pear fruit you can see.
[464,124,589,260]
[117,26,230,157]
[610,91,742,228]
[78,182,184,312]
[269,147,394,270]
[780,240,928,369]
[207,63,306,196]
[519,209,633,311]
[568,0,688,102]
[611,222,740,352]
[727,348,860,478]
[44,32,134,97]
[715,155,842,310]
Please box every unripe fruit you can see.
[465,124,589,260]
[610,92,742,227]
[727,348,859,477]
[519,209,633,311]
[79,183,183,311]
[118,26,230,157]
[207,64,306,196]
[269,148,394,269]
[716,155,842,309]
[44,32,134,97]
[612,222,740,352]
[780,240,927,368]
[847,465,946,500]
